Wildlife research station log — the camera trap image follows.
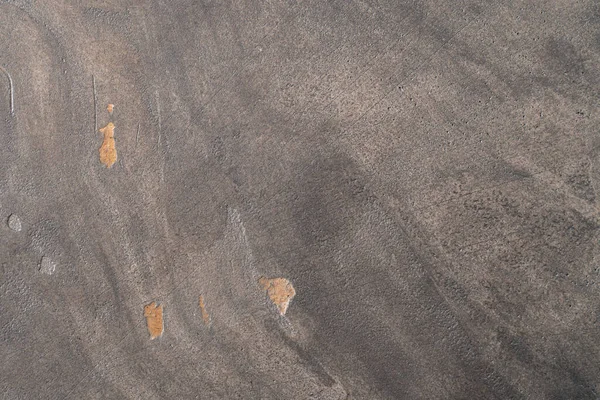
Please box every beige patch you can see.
[107,103,114,114]
[199,295,211,325]
[259,277,296,315]
[143,302,164,339]
[99,122,117,168]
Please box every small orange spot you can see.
[98,122,117,168]
[259,277,296,315]
[199,295,211,325]
[107,104,114,114]
[143,301,164,339]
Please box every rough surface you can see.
[98,122,117,168]
[259,277,296,315]
[39,255,56,275]
[198,294,211,326]
[143,301,164,340]
[0,1,599,399]
[7,213,21,232]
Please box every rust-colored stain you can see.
[107,103,114,114]
[98,122,117,168]
[199,295,211,325]
[259,277,296,315]
[143,302,164,339]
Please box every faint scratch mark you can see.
[0,65,14,116]
[92,75,97,134]
[588,151,599,205]
[136,123,140,148]
[155,90,161,147]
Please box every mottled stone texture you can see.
[0,1,599,399]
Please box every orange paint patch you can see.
[107,103,114,114]
[98,122,117,168]
[259,277,296,315]
[143,302,164,339]
[199,295,211,325]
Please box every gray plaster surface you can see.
[1,1,599,399]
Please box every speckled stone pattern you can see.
[1,1,599,399]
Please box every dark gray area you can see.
[1,1,599,398]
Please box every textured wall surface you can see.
[1,1,599,399]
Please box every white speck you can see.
[39,256,56,275]
[7,214,21,232]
